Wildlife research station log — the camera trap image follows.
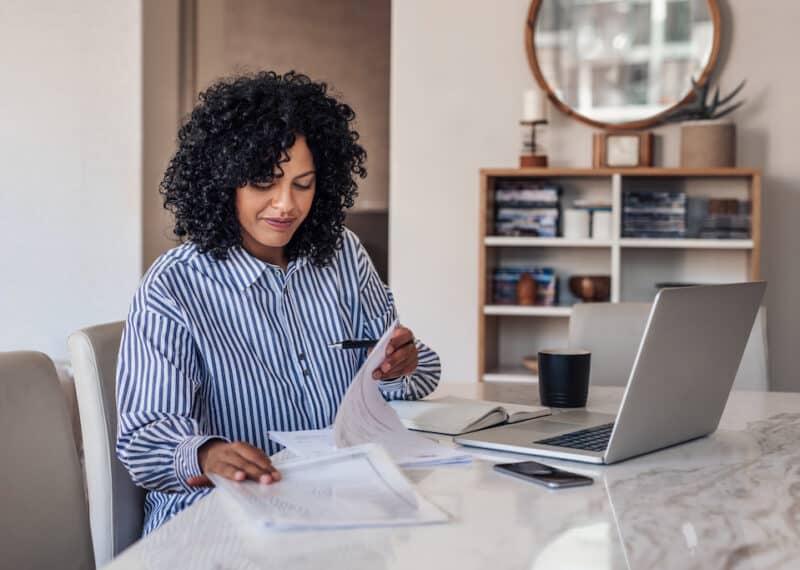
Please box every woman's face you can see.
[236,135,316,266]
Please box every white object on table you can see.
[388,396,550,435]
[271,319,470,467]
[563,208,590,239]
[211,444,449,530]
[269,428,469,468]
[591,210,612,240]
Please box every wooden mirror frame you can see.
[525,0,722,130]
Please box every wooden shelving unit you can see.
[483,305,573,317]
[478,167,762,383]
[484,236,613,248]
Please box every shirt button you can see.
[298,353,306,360]
[302,370,311,376]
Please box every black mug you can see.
[537,349,591,408]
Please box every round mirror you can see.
[526,0,720,129]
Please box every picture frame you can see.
[592,131,654,168]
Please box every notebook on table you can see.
[388,396,550,436]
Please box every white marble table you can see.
[106,384,800,570]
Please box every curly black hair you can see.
[161,70,367,265]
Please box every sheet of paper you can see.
[212,444,449,530]
[332,318,407,446]
[270,427,470,468]
[329,319,471,466]
[268,429,336,457]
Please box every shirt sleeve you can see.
[116,284,227,493]
[355,237,441,401]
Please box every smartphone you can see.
[493,461,593,489]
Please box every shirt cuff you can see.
[174,434,228,491]
[377,376,407,395]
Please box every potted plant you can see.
[663,78,746,168]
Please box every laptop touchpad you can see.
[522,419,583,434]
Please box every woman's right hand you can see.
[186,440,281,488]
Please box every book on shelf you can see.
[623,190,687,238]
[492,267,557,306]
[494,180,561,237]
[688,197,751,239]
[388,396,551,436]
[495,208,559,237]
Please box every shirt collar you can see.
[217,246,308,292]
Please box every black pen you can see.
[328,339,377,350]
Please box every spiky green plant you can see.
[663,78,746,122]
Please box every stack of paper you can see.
[212,444,449,529]
[269,427,468,468]
[269,318,471,468]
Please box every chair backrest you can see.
[568,303,651,387]
[0,351,94,570]
[568,302,768,390]
[732,306,769,390]
[69,321,144,567]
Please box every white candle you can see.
[522,88,545,121]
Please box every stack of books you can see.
[492,267,558,306]
[622,191,687,238]
[494,181,561,237]
[688,198,751,239]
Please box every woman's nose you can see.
[270,181,295,213]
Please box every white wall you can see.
[391,0,800,389]
[390,0,533,383]
[0,0,142,360]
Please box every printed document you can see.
[270,319,470,467]
[212,444,449,529]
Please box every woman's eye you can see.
[252,182,274,190]
[293,182,312,190]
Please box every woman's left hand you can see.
[373,326,418,381]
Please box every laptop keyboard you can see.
[535,422,615,452]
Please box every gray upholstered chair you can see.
[568,302,768,390]
[0,351,94,569]
[567,302,650,387]
[69,321,144,567]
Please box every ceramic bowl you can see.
[522,355,539,374]
[568,275,611,302]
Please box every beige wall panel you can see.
[142,0,182,270]
[196,0,390,212]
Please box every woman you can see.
[116,71,441,534]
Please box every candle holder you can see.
[520,119,548,167]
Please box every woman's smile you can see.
[260,217,296,231]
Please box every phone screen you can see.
[493,461,593,488]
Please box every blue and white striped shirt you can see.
[116,229,441,534]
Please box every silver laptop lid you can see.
[604,282,766,464]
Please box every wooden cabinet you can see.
[478,168,761,383]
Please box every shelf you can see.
[479,166,761,385]
[484,236,613,248]
[481,168,614,177]
[483,305,572,317]
[620,238,754,250]
[482,368,538,383]
[480,167,760,178]
[484,236,753,249]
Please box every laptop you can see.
[456,282,766,464]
